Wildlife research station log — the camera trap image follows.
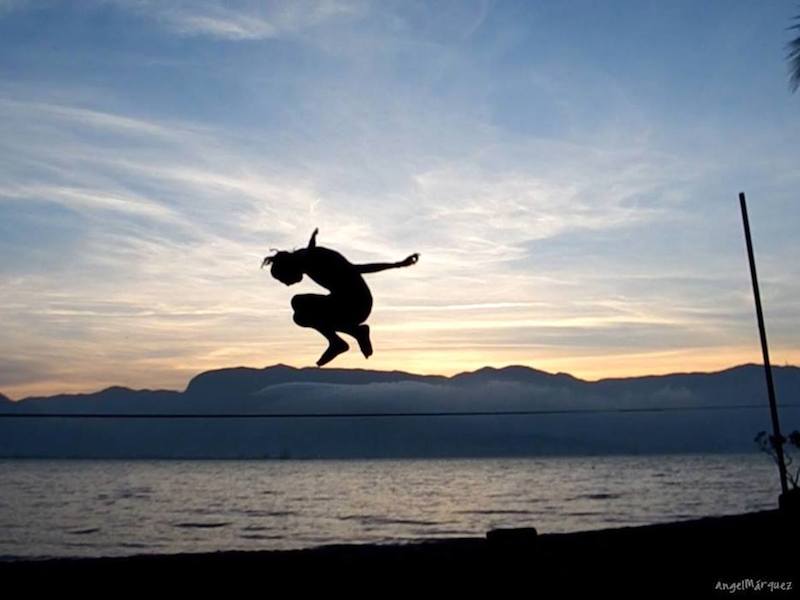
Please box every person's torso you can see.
[301,247,372,302]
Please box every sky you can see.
[0,0,798,399]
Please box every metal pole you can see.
[739,192,788,496]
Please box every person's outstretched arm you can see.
[356,253,419,274]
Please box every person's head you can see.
[262,250,303,285]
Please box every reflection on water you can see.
[0,454,779,559]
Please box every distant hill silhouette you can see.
[1,364,798,458]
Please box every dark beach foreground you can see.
[2,510,796,595]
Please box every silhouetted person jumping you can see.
[262,229,419,367]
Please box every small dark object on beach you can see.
[486,527,538,549]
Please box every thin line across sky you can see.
[0,404,797,419]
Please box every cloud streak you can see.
[102,0,365,40]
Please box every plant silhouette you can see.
[262,229,419,366]
[789,12,800,92]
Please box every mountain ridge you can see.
[6,362,798,404]
[2,363,798,458]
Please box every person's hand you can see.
[399,253,419,267]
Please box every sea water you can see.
[0,454,781,559]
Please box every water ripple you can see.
[172,522,231,529]
[337,515,443,527]
[66,527,101,535]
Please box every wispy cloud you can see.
[103,0,365,40]
[0,184,178,221]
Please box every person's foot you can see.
[316,337,349,367]
[354,324,373,359]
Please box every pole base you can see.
[779,488,800,514]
